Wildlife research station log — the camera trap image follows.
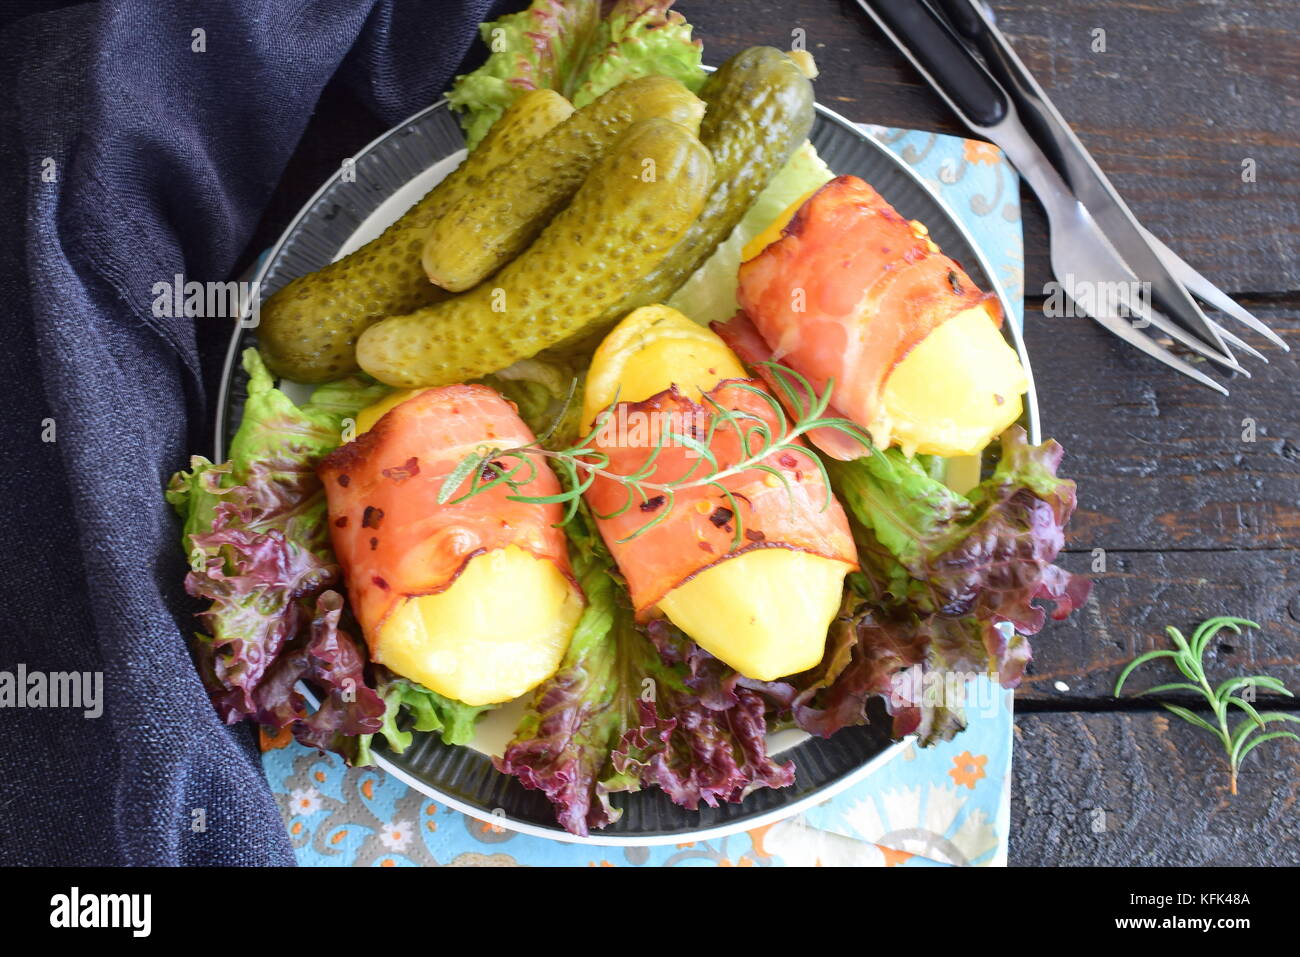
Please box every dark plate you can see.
[217,97,1036,845]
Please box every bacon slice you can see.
[584,380,858,619]
[318,385,574,641]
[718,175,1001,460]
[713,309,871,462]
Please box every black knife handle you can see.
[931,0,1072,176]
[934,0,986,38]
[861,0,1007,127]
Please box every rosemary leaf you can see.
[1115,615,1298,795]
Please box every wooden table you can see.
[240,0,1298,866]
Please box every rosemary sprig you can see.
[1114,616,1299,795]
[438,362,876,548]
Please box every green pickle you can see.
[257,88,575,383]
[606,47,814,318]
[357,119,714,388]
[420,75,705,292]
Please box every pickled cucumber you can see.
[358,119,714,388]
[607,47,813,318]
[257,88,575,383]
[420,75,705,293]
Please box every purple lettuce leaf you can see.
[496,510,793,836]
[167,349,391,761]
[611,620,794,812]
[249,590,385,762]
[798,426,1091,741]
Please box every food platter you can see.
[216,95,1037,846]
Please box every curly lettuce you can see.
[668,142,834,326]
[448,0,705,149]
[567,0,705,108]
[793,427,1091,742]
[356,669,494,767]
[168,350,393,763]
[496,504,793,836]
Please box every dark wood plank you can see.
[1019,547,1300,701]
[1023,299,1300,553]
[680,0,1300,295]
[1010,711,1300,865]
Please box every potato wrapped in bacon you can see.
[319,385,583,706]
[717,174,1028,460]
[581,305,858,681]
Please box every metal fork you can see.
[857,0,1280,393]
[1007,110,1231,392]
[936,0,1287,360]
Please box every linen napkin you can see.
[0,0,503,866]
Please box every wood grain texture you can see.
[1023,299,1300,552]
[1010,711,1300,865]
[680,0,1300,294]
[237,0,1298,865]
[1019,547,1300,701]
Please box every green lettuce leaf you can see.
[792,428,1091,742]
[567,0,705,109]
[479,354,587,449]
[356,669,494,765]
[169,351,500,763]
[495,506,794,836]
[167,350,391,760]
[171,350,391,573]
[495,509,657,834]
[448,0,704,149]
[667,141,833,326]
[447,0,602,149]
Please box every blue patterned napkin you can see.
[263,127,1025,867]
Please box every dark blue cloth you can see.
[0,0,501,865]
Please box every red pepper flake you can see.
[745,529,766,542]
[778,452,798,469]
[640,495,666,512]
[369,537,379,551]
[371,575,389,590]
[698,541,715,554]
[382,456,420,483]
[362,506,384,530]
[337,474,350,487]
[708,506,733,528]
[334,516,348,528]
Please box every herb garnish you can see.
[437,362,875,548]
[1114,616,1299,795]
